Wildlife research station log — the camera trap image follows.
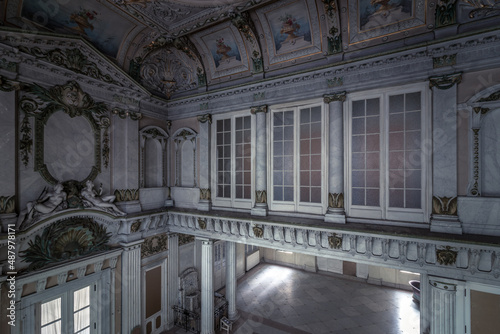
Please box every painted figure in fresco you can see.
[80,180,126,216]
[361,0,411,30]
[26,183,68,220]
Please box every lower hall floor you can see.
[166,263,420,334]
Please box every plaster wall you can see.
[261,248,316,272]
[367,265,419,291]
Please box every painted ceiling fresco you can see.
[1,0,498,100]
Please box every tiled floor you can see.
[166,263,420,334]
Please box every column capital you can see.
[429,72,462,90]
[323,91,346,103]
[197,113,212,124]
[250,104,268,114]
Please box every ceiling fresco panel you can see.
[340,0,435,51]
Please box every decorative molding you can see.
[328,192,344,209]
[436,246,458,266]
[252,225,264,238]
[20,217,110,272]
[436,0,457,28]
[326,77,343,88]
[253,92,265,101]
[141,233,168,258]
[255,190,267,204]
[230,11,257,44]
[179,233,195,246]
[18,47,122,86]
[251,51,264,73]
[461,0,500,18]
[130,220,142,233]
[197,113,212,124]
[20,115,33,167]
[197,218,207,230]
[322,0,337,17]
[327,26,342,55]
[0,195,15,214]
[199,188,211,201]
[250,105,268,114]
[429,73,463,90]
[432,196,458,215]
[328,233,342,249]
[0,75,22,92]
[477,91,500,102]
[323,92,346,104]
[470,128,480,196]
[433,54,457,68]
[0,58,17,72]
[114,189,140,202]
[112,107,142,120]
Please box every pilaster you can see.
[225,241,239,320]
[323,92,346,223]
[197,114,212,211]
[250,105,268,216]
[428,277,465,334]
[429,73,463,234]
[112,112,141,213]
[167,233,179,328]
[199,238,214,334]
[120,239,143,334]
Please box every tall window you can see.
[270,102,325,214]
[347,84,428,223]
[39,285,93,334]
[212,113,253,208]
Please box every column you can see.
[198,114,212,211]
[0,89,17,232]
[120,240,143,333]
[112,112,142,213]
[429,73,462,234]
[428,277,465,334]
[200,238,214,334]
[167,233,179,328]
[250,105,268,216]
[323,92,346,223]
[225,241,239,320]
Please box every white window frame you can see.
[268,99,327,215]
[20,270,111,334]
[345,82,431,223]
[211,110,255,209]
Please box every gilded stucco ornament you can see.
[141,234,168,258]
[429,72,462,90]
[250,105,267,114]
[197,113,212,124]
[0,196,15,214]
[114,189,140,202]
[20,116,33,167]
[179,233,195,246]
[323,91,346,103]
[199,188,211,201]
[462,0,500,18]
[130,220,142,233]
[328,233,343,249]
[432,196,458,215]
[18,47,121,86]
[255,190,267,204]
[328,193,344,209]
[20,217,110,271]
[436,246,458,266]
[0,75,22,92]
[478,90,500,102]
[432,54,457,68]
[198,218,207,230]
[436,0,457,27]
[327,26,342,55]
[253,225,264,238]
[112,107,142,120]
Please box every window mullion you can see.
[231,117,236,206]
[294,107,299,209]
[381,94,387,220]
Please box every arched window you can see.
[140,126,169,188]
[173,128,197,187]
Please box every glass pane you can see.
[352,153,365,170]
[244,186,251,199]
[389,151,404,169]
[41,321,61,334]
[300,187,310,202]
[311,139,321,154]
[235,116,242,130]
[244,116,251,129]
[300,140,310,155]
[311,156,321,170]
[284,172,293,186]
[366,152,379,169]
[311,122,321,138]
[235,171,242,184]
[352,171,365,187]
[311,171,321,186]
[406,190,421,208]
[366,171,379,188]
[274,126,283,140]
[352,188,365,206]
[366,134,379,152]
[274,157,283,170]
[366,116,379,134]
[300,155,310,170]
[405,92,421,111]
[352,118,365,135]
[405,131,421,150]
[274,112,283,126]
[74,286,90,311]
[274,187,283,201]
[217,120,224,132]
[273,172,283,185]
[311,187,321,203]
[284,141,294,155]
[389,113,404,132]
[365,189,380,207]
[283,187,294,201]
[236,186,242,198]
[406,169,421,189]
[366,98,380,115]
[389,132,404,151]
[74,307,90,332]
[284,126,294,140]
[389,94,404,113]
[41,298,61,325]
[352,135,365,152]
[406,111,421,130]
[406,150,422,168]
[300,108,310,123]
[389,189,404,207]
[300,171,310,186]
[352,100,365,117]
[284,111,294,125]
[273,141,283,155]
[311,107,321,122]
[389,170,404,188]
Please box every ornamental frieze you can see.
[141,234,168,258]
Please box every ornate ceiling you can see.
[1,0,499,101]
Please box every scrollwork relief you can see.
[141,234,168,258]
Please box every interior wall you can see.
[471,290,500,333]
[261,248,316,272]
[179,241,195,275]
[367,265,419,291]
